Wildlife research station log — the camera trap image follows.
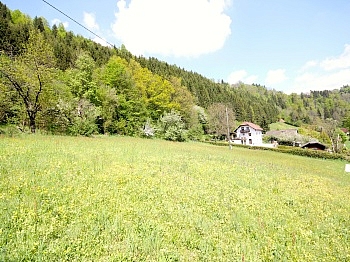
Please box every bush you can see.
[156,110,187,142]
[141,119,155,138]
[206,141,350,161]
[0,125,22,137]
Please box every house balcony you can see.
[239,129,250,133]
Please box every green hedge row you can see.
[206,141,350,161]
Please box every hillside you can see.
[269,121,299,131]
[0,1,350,141]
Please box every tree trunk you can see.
[28,112,36,133]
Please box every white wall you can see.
[236,125,262,145]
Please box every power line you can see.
[41,0,115,47]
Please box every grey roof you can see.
[265,129,298,136]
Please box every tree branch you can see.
[34,60,43,111]
[0,68,28,105]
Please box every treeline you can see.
[117,43,350,131]
[1,2,350,141]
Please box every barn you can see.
[301,141,326,151]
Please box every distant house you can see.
[340,128,349,137]
[265,129,300,146]
[233,122,263,146]
[301,141,326,151]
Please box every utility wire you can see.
[41,0,115,47]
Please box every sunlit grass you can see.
[1,135,349,261]
[268,122,298,131]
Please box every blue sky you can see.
[3,0,350,94]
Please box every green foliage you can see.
[0,124,21,137]
[337,129,347,143]
[67,52,99,103]
[268,146,349,161]
[67,99,99,136]
[10,9,31,24]
[0,28,57,133]
[209,141,349,161]
[103,55,130,89]
[1,3,350,141]
[0,85,23,125]
[95,86,118,134]
[343,115,350,130]
[169,77,195,126]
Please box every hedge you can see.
[206,141,350,161]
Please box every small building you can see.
[265,129,300,146]
[301,141,326,151]
[233,122,263,146]
[340,128,349,137]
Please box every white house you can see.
[233,122,263,146]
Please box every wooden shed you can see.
[301,141,326,151]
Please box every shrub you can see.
[156,110,187,142]
[142,119,155,138]
[206,141,350,161]
[0,125,22,137]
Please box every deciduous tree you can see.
[207,103,236,139]
[0,28,56,133]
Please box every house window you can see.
[249,133,251,136]
[249,139,252,144]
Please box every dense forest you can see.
[1,2,350,144]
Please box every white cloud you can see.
[293,69,350,94]
[51,18,69,28]
[265,69,287,86]
[320,44,350,71]
[82,12,110,46]
[112,0,232,57]
[227,70,257,84]
[300,60,318,71]
[291,44,350,93]
[83,12,99,31]
[91,36,110,47]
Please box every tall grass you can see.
[1,135,349,261]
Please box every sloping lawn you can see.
[1,135,349,261]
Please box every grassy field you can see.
[0,135,349,261]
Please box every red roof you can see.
[238,122,263,131]
[340,128,349,133]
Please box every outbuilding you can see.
[301,141,326,151]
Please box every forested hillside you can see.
[1,2,350,142]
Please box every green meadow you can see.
[0,135,349,261]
